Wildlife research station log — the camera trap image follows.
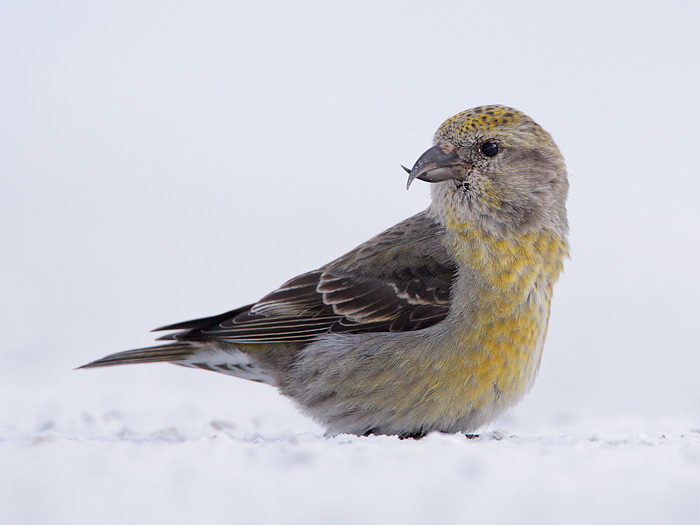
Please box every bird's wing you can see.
[155,210,456,344]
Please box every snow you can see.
[2,398,698,524]
[2,0,700,523]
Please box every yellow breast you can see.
[435,221,569,415]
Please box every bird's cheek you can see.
[471,177,504,210]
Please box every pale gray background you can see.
[1,1,699,524]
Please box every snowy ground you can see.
[2,1,700,524]
[3,398,699,525]
[5,429,700,524]
[3,414,699,525]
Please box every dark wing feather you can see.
[156,211,456,344]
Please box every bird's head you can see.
[406,105,568,237]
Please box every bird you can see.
[81,105,569,439]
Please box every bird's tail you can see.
[77,343,197,369]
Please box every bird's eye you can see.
[481,141,499,157]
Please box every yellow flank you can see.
[443,220,566,414]
[357,218,568,427]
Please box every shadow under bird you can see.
[81,105,569,439]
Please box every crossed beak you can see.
[404,145,465,190]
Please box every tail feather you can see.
[78,343,197,369]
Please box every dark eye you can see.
[481,141,499,157]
